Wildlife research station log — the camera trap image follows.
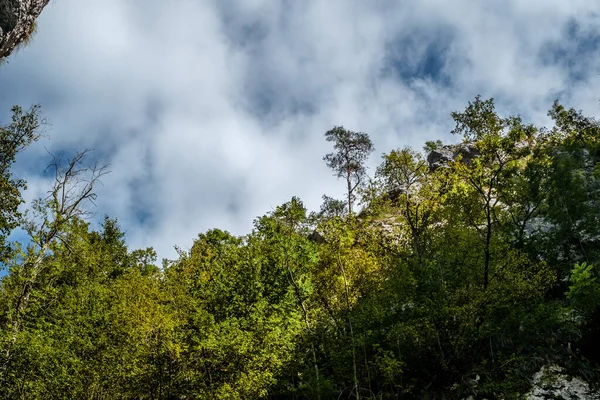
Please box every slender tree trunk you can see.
[10,243,48,341]
[405,195,421,263]
[484,200,491,290]
[363,334,372,396]
[347,168,353,215]
[337,252,359,399]
[284,248,320,399]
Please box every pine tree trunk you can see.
[347,168,353,215]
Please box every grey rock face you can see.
[426,146,455,170]
[371,215,408,247]
[0,0,50,60]
[308,230,326,244]
[523,217,555,237]
[426,143,480,171]
[526,365,599,400]
[0,0,19,33]
[383,187,404,204]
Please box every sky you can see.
[1,0,600,262]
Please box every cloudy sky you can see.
[2,0,600,261]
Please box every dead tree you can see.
[2,149,109,373]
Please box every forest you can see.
[1,96,600,399]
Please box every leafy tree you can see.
[252,197,327,398]
[0,216,172,399]
[2,97,600,399]
[0,148,109,387]
[539,102,600,277]
[164,227,304,399]
[449,96,536,290]
[0,105,43,262]
[375,148,430,261]
[568,262,600,314]
[324,126,374,215]
[317,194,347,219]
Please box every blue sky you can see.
[2,0,600,261]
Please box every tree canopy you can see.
[324,126,375,215]
[1,98,600,399]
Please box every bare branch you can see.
[6,148,110,355]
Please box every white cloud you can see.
[2,0,600,260]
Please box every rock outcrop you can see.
[0,0,49,60]
[427,143,480,171]
[308,229,326,244]
[526,365,599,400]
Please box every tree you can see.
[0,105,43,263]
[0,217,174,399]
[375,148,430,261]
[317,194,347,219]
[541,102,600,276]
[0,0,50,61]
[323,126,374,215]
[163,227,304,399]
[0,148,109,381]
[254,197,324,398]
[449,96,535,290]
[2,97,600,398]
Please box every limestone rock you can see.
[526,365,599,400]
[308,229,326,244]
[427,143,480,171]
[370,215,408,247]
[0,0,50,60]
[383,187,404,204]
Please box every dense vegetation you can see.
[1,97,600,399]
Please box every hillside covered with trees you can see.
[1,96,600,399]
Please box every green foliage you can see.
[0,218,172,399]
[324,126,374,215]
[0,105,43,262]
[568,263,600,314]
[424,139,443,152]
[160,224,308,398]
[317,194,348,219]
[1,99,600,398]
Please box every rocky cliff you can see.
[0,0,49,60]
[426,142,480,171]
